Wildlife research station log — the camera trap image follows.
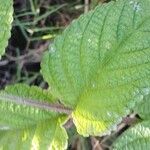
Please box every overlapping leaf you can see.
[0,84,68,150]
[41,0,150,136]
[0,0,13,59]
[113,94,150,150]
[0,117,68,150]
[113,121,150,150]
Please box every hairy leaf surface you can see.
[0,84,68,150]
[0,0,13,59]
[0,117,68,150]
[41,0,150,136]
[113,94,150,150]
[113,121,150,150]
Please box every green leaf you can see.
[133,89,150,120]
[0,117,68,150]
[0,0,13,59]
[0,84,57,128]
[41,0,150,136]
[113,94,150,150]
[113,121,150,150]
[0,84,68,150]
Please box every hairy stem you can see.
[0,94,72,115]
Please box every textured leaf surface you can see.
[133,89,150,120]
[0,0,13,59]
[41,0,150,136]
[113,94,150,150]
[113,121,150,150]
[0,84,68,150]
[0,117,68,150]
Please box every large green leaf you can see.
[0,84,68,150]
[0,0,13,59]
[41,0,150,136]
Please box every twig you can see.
[0,60,9,66]
[84,0,90,13]
[91,137,102,150]
[6,42,49,63]
[0,93,72,115]
[63,118,74,129]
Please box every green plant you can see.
[0,0,13,59]
[0,0,150,149]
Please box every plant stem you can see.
[0,94,72,115]
[84,0,90,13]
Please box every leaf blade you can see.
[0,84,68,150]
[0,118,68,150]
[0,0,13,59]
[41,0,150,136]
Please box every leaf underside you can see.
[0,84,68,150]
[41,0,150,136]
[0,0,13,59]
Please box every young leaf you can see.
[0,0,13,59]
[0,84,68,150]
[41,0,150,136]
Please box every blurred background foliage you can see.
[0,0,112,149]
[0,0,111,90]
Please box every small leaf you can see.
[0,117,68,150]
[32,117,68,150]
[113,121,150,150]
[0,84,68,150]
[0,0,13,59]
[41,0,150,136]
[113,94,150,150]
